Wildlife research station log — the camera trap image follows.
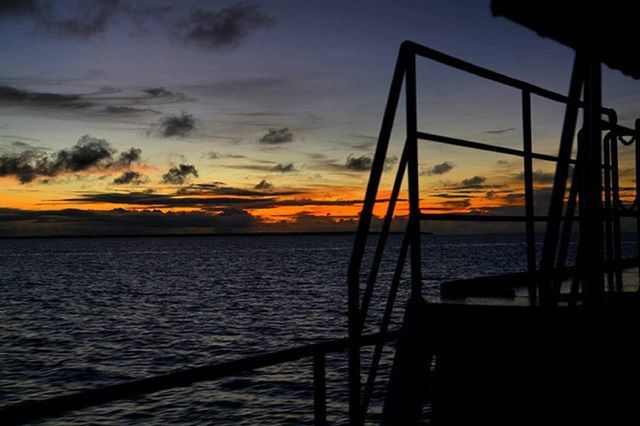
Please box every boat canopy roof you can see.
[492,1,640,79]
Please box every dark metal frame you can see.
[347,40,638,424]
[0,331,398,425]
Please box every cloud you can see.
[0,84,89,109]
[460,175,486,187]
[255,179,273,189]
[202,151,246,160]
[345,155,372,172]
[103,106,158,115]
[514,169,555,184]
[227,162,296,173]
[0,1,274,52]
[485,128,515,134]
[161,163,198,184]
[144,87,172,97]
[0,135,142,183]
[174,3,275,49]
[272,163,295,172]
[348,134,377,150]
[153,111,198,138]
[442,198,471,209]
[176,182,299,197]
[0,84,189,115]
[258,127,293,145]
[0,207,258,236]
[424,161,454,176]
[113,170,146,185]
[0,1,38,16]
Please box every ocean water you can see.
[0,233,631,424]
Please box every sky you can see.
[1,0,639,236]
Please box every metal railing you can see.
[347,40,639,424]
[0,331,398,425]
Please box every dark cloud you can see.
[174,3,275,49]
[0,0,37,16]
[345,155,372,172]
[0,1,274,52]
[202,151,246,160]
[442,198,471,209]
[0,207,258,236]
[35,0,120,39]
[424,161,454,176]
[103,106,158,115]
[161,163,198,184]
[113,171,146,185]
[144,87,172,97]
[0,84,89,109]
[348,134,377,150]
[258,127,293,145]
[460,175,487,187]
[176,182,299,197]
[255,179,273,189]
[154,111,197,138]
[514,169,555,184]
[0,135,142,183]
[485,127,515,134]
[0,84,188,115]
[272,163,295,173]
[228,163,296,173]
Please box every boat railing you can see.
[347,40,639,424]
[0,331,398,425]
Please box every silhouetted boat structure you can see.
[3,2,640,425]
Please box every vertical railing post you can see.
[581,55,604,303]
[347,45,406,426]
[405,47,422,299]
[313,353,327,426]
[603,133,614,291]
[522,89,537,305]
[609,129,623,291]
[540,53,585,307]
[635,119,640,283]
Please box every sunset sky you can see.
[1,0,639,236]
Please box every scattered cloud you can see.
[423,161,454,176]
[113,170,146,185]
[173,3,275,49]
[202,151,246,160]
[255,179,273,189]
[0,135,141,183]
[161,163,198,184]
[514,169,555,184]
[345,155,372,172]
[485,127,515,134]
[460,175,486,187]
[348,134,377,150]
[0,84,89,109]
[152,111,198,138]
[258,127,293,145]
[272,163,295,172]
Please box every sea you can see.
[1,233,633,424]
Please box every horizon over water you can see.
[2,233,635,424]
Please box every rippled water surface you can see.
[1,233,631,424]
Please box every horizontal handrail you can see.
[0,331,399,425]
[403,41,634,135]
[417,131,575,163]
